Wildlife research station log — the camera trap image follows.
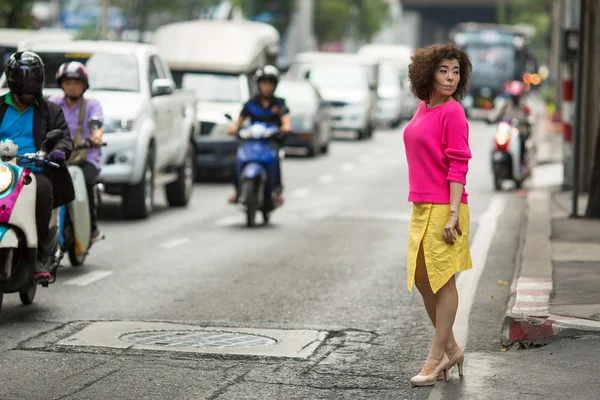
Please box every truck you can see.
[154,20,280,178]
[1,40,199,219]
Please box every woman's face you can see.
[433,58,460,98]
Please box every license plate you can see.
[333,130,356,138]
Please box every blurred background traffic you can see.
[0,0,560,221]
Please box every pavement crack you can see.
[205,371,250,400]
[58,358,114,382]
[53,368,121,400]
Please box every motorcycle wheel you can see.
[242,180,257,227]
[262,210,270,225]
[68,247,87,267]
[19,282,36,305]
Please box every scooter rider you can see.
[488,80,533,170]
[50,61,104,240]
[0,51,74,282]
[227,65,292,206]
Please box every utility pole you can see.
[99,0,110,39]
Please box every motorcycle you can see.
[0,130,64,312]
[234,122,283,227]
[58,117,106,267]
[490,118,531,190]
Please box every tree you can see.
[314,0,350,47]
[353,0,391,43]
[230,0,295,35]
[0,0,34,28]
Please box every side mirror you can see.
[43,129,64,151]
[88,116,103,130]
[151,79,175,96]
[224,113,233,121]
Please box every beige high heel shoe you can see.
[410,354,451,387]
[447,347,464,376]
[437,347,465,380]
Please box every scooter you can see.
[490,118,531,190]
[234,122,282,227]
[58,117,106,267]
[0,130,64,313]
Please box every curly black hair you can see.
[408,43,473,102]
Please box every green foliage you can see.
[352,0,391,43]
[230,0,295,35]
[314,0,390,46]
[0,0,34,28]
[314,0,350,46]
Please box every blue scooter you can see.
[234,122,282,227]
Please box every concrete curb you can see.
[502,190,600,346]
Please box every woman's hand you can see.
[443,211,462,245]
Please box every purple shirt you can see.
[49,95,104,171]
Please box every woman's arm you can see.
[444,182,464,245]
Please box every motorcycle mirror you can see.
[88,117,103,130]
[42,129,64,151]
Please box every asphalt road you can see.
[1,119,598,400]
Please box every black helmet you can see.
[5,51,45,97]
[255,65,280,87]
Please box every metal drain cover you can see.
[120,330,277,349]
[58,321,327,358]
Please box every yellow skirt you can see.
[407,203,472,294]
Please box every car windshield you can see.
[466,44,517,88]
[39,52,139,92]
[275,81,315,110]
[379,63,400,86]
[172,72,241,102]
[307,65,367,89]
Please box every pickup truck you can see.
[2,40,199,219]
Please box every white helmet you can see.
[255,65,280,87]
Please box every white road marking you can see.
[341,163,356,172]
[454,195,508,349]
[359,155,372,164]
[214,215,242,226]
[159,237,191,249]
[319,174,336,183]
[63,270,113,287]
[291,188,311,198]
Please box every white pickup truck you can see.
[5,40,199,219]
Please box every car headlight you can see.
[0,164,14,193]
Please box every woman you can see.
[403,43,473,386]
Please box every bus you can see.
[450,23,538,115]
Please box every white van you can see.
[154,20,280,178]
[359,44,418,122]
[0,28,73,76]
[288,52,378,139]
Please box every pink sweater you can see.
[403,100,472,204]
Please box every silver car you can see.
[276,79,332,157]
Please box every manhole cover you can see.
[119,330,277,349]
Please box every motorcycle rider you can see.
[488,80,533,171]
[226,65,292,206]
[0,51,74,282]
[50,61,104,241]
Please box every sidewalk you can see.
[502,121,600,346]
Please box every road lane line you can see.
[454,195,508,349]
[63,270,113,287]
[291,188,311,198]
[341,163,356,172]
[319,174,336,183]
[214,215,242,226]
[159,237,191,249]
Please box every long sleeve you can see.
[442,108,471,185]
